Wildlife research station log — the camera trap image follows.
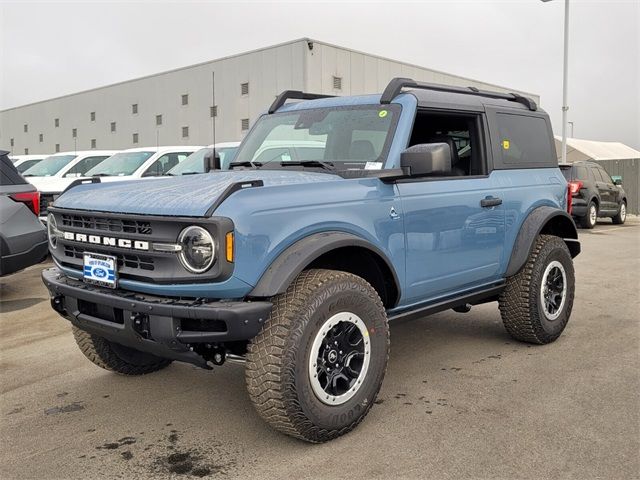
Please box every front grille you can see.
[64,245,154,271]
[61,214,152,235]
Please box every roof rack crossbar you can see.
[380,77,537,111]
[268,90,336,114]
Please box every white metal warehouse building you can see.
[1,38,539,155]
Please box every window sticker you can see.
[502,139,510,150]
[378,110,388,118]
[365,161,383,170]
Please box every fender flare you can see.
[505,206,580,277]
[249,231,401,299]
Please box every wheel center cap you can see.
[328,350,338,363]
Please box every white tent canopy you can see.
[555,136,640,162]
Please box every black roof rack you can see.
[380,77,537,111]
[268,90,336,114]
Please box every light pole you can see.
[542,0,570,163]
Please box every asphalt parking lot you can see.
[1,219,638,480]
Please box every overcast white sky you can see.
[1,0,638,148]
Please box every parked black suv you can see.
[560,161,627,228]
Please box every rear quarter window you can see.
[491,111,556,169]
[1,155,28,185]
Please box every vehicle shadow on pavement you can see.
[0,296,47,313]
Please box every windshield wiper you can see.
[229,161,262,169]
[91,173,113,177]
[22,174,36,177]
[180,171,200,175]
[279,160,336,171]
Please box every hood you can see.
[27,176,81,193]
[53,170,340,217]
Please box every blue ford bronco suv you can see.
[43,78,580,443]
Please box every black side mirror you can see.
[400,143,452,176]
[204,149,221,173]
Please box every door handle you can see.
[480,196,502,208]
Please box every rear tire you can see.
[246,269,389,443]
[580,201,597,229]
[499,235,575,344]
[72,326,172,375]
[612,201,626,225]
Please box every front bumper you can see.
[42,268,272,368]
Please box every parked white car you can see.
[22,150,118,220]
[9,154,49,174]
[167,142,240,175]
[84,146,202,182]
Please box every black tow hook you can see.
[51,295,65,314]
[131,313,151,339]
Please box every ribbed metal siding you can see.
[595,158,639,214]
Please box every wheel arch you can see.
[248,231,401,308]
[505,206,580,277]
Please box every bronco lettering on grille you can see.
[62,231,149,251]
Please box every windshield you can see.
[16,159,42,173]
[86,151,154,176]
[233,105,400,169]
[168,147,238,175]
[22,155,77,177]
[559,165,572,181]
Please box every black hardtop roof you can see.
[385,78,540,113]
[269,77,543,115]
[408,88,544,113]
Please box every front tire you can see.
[499,235,575,344]
[580,201,598,229]
[245,269,389,443]
[72,327,172,375]
[612,201,626,225]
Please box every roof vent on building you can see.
[333,76,342,90]
[241,83,249,96]
[241,118,249,131]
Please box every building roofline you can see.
[1,37,538,112]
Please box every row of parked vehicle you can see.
[9,143,240,222]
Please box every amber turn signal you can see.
[225,232,234,263]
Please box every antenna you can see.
[212,71,217,162]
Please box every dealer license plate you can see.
[83,253,117,288]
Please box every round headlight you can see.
[178,226,215,273]
[47,213,61,248]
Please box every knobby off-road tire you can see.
[499,235,575,344]
[612,201,626,225]
[246,269,389,443]
[580,201,597,229]
[72,326,172,375]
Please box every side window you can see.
[494,113,554,167]
[408,111,484,176]
[575,165,589,181]
[144,153,187,176]
[591,167,605,183]
[64,156,108,177]
[597,167,612,184]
